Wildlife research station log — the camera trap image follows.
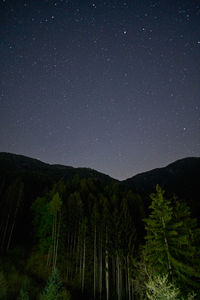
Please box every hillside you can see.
[0,152,116,183]
[1,152,200,218]
[0,153,200,299]
[123,157,200,218]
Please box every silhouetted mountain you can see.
[0,153,200,247]
[0,152,116,183]
[0,153,117,245]
[123,157,200,218]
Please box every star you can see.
[0,0,199,180]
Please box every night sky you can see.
[1,0,200,180]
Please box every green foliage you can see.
[6,266,24,298]
[146,274,180,299]
[17,277,30,300]
[146,274,197,300]
[2,154,200,300]
[17,288,29,300]
[0,271,8,299]
[144,185,173,275]
[61,288,71,300]
[185,292,196,300]
[49,192,62,216]
[26,251,49,280]
[32,191,63,270]
[144,185,200,292]
[32,196,52,253]
[131,253,148,300]
[40,268,63,300]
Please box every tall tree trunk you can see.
[116,254,121,300]
[99,235,102,300]
[54,211,61,269]
[6,184,23,251]
[75,226,80,274]
[52,214,55,269]
[82,236,86,292]
[94,225,97,299]
[127,255,131,300]
[79,242,82,284]
[161,216,172,276]
[105,230,109,300]
[53,211,57,269]
[1,213,9,250]
[49,213,55,267]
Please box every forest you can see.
[0,153,200,299]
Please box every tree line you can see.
[0,176,200,299]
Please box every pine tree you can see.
[146,274,196,300]
[144,185,173,276]
[40,268,63,300]
[144,185,200,291]
[32,192,62,269]
[146,274,180,300]
[31,196,52,254]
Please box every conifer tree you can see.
[32,192,62,269]
[146,274,180,300]
[146,274,196,300]
[40,268,62,300]
[144,185,200,291]
[31,196,52,254]
[144,185,173,276]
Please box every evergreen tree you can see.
[32,192,62,269]
[146,274,196,300]
[144,185,173,275]
[40,268,63,300]
[131,252,148,300]
[31,196,52,254]
[146,274,180,300]
[144,185,200,291]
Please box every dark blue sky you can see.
[1,0,200,179]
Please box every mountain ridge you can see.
[125,156,200,181]
[1,151,199,182]
[0,151,200,299]
[1,152,200,215]
[0,152,117,183]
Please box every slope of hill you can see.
[0,153,200,236]
[0,152,118,248]
[123,157,200,217]
[0,152,116,183]
[0,153,200,299]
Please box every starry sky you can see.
[1,0,200,180]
